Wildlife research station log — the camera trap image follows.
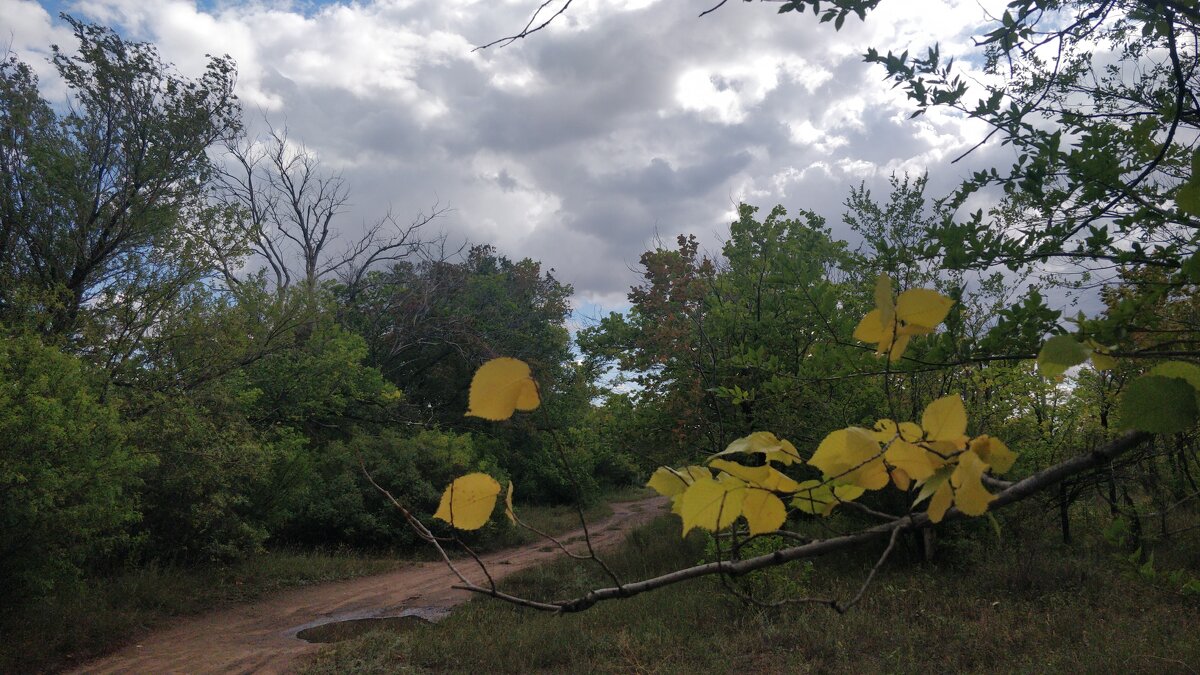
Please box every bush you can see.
[279,428,505,549]
[0,335,145,599]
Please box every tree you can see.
[343,244,575,425]
[214,124,444,301]
[0,17,241,348]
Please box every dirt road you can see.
[72,496,667,674]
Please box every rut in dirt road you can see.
[72,496,667,675]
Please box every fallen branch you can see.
[453,430,1152,613]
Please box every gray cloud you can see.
[2,0,1010,305]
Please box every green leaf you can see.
[987,513,1002,542]
[1148,361,1200,394]
[1037,335,1090,378]
[1178,149,1200,216]
[1178,182,1200,216]
[1118,375,1199,433]
[1182,252,1200,284]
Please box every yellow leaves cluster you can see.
[647,431,870,538]
[810,395,1017,523]
[648,396,1019,539]
[435,340,1016,541]
[853,275,954,361]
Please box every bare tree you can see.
[214,123,446,298]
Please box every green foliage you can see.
[1037,335,1092,378]
[1118,375,1199,434]
[700,532,814,601]
[281,428,504,549]
[343,245,574,427]
[0,335,145,598]
[0,17,240,342]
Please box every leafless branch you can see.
[474,0,576,51]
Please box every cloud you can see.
[2,0,1012,311]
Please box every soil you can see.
[70,496,667,674]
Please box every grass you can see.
[2,490,649,674]
[0,549,403,674]
[304,498,1200,674]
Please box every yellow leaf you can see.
[709,458,800,492]
[854,276,953,362]
[715,431,778,455]
[885,440,936,481]
[434,473,502,530]
[899,422,923,442]
[833,483,866,505]
[951,450,995,516]
[887,334,912,362]
[853,309,889,343]
[922,440,960,461]
[914,466,949,499]
[875,419,924,443]
[515,379,540,410]
[678,476,745,535]
[872,418,899,442]
[764,438,803,465]
[647,467,691,497]
[792,480,865,516]
[927,481,953,523]
[465,357,540,420]
[504,481,516,524]
[922,395,968,443]
[712,431,802,465]
[808,427,888,490]
[891,467,911,491]
[896,288,954,329]
[969,435,1017,474]
[741,489,787,534]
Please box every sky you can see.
[1,0,1014,322]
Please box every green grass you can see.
[304,500,1200,674]
[1,490,645,674]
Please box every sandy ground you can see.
[71,496,667,674]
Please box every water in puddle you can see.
[295,615,428,643]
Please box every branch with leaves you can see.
[366,274,1197,614]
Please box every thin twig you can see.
[834,522,904,613]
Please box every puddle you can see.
[295,616,428,643]
[291,606,451,644]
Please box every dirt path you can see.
[71,496,667,675]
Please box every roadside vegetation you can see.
[306,500,1200,674]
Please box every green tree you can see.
[0,17,241,349]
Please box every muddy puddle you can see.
[295,615,429,643]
